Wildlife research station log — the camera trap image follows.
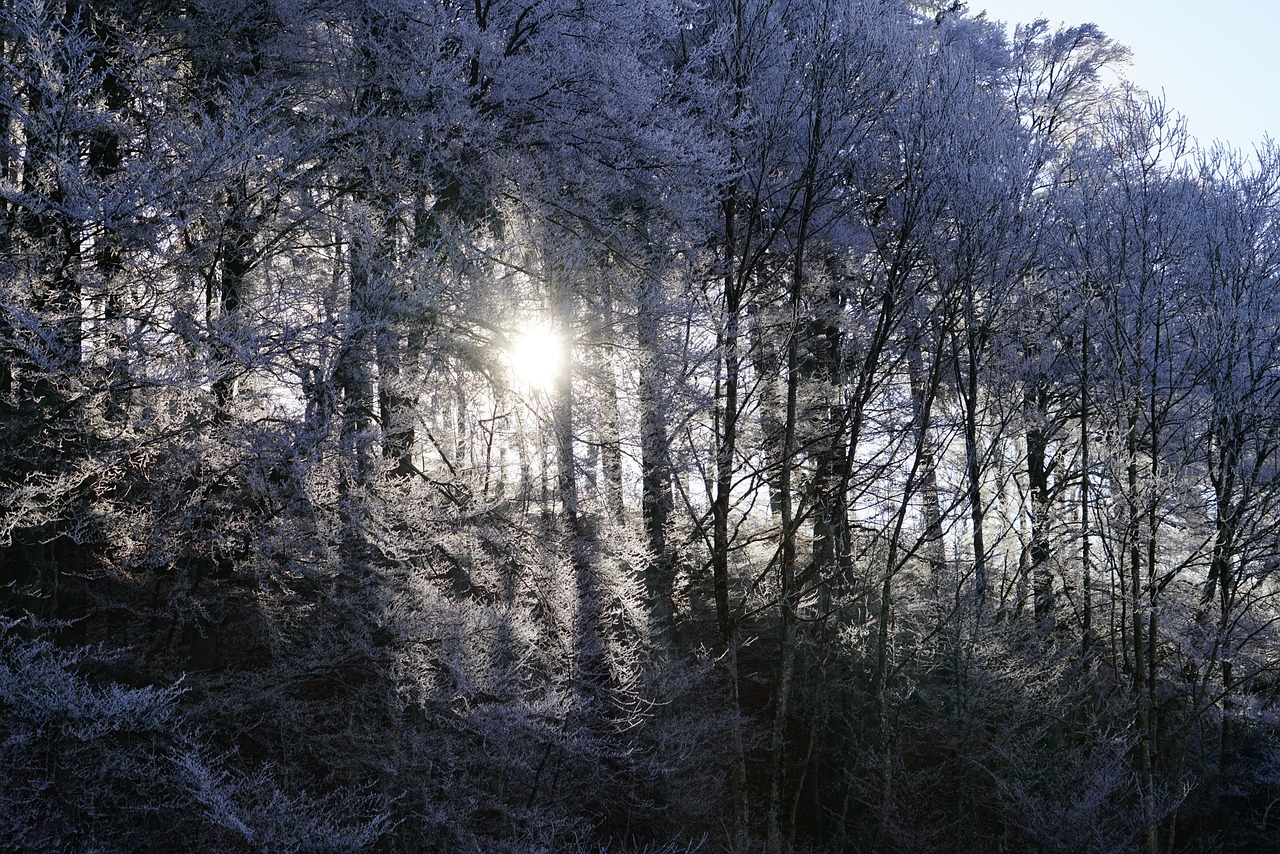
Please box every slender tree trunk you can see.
[1147,313,1168,854]
[713,197,749,842]
[598,289,625,521]
[1127,407,1158,854]
[907,328,946,595]
[875,308,944,851]
[750,300,786,518]
[637,274,677,645]
[1081,316,1093,660]
[87,35,129,418]
[767,172,815,853]
[1025,381,1055,627]
[953,311,987,618]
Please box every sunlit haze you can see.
[507,324,566,392]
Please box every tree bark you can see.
[713,195,749,843]
[637,274,677,645]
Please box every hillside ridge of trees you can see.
[3,1,1279,850]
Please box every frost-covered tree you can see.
[5,0,1280,850]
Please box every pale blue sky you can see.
[974,0,1279,153]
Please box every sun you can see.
[506,324,566,392]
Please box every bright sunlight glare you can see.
[507,324,566,392]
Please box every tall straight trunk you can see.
[810,298,852,585]
[548,262,608,706]
[1080,317,1093,660]
[338,218,378,490]
[1203,416,1244,785]
[952,307,987,617]
[1147,312,1169,854]
[87,34,129,417]
[907,329,946,591]
[0,11,14,400]
[552,286,579,532]
[875,310,945,851]
[637,274,676,643]
[598,354,625,519]
[1126,406,1158,854]
[1025,381,1055,626]
[598,288,625,521]
[1202,407,1246,626]
[555,310,599,686]
[713,196,748,842]
[811,439,852,583]
[19,75,80,375]
[749,301,786,518]
[767,165,816,853]
[376,195,411,474]
[332,216,378,594]
[792,303,852,850]
[378,324,418,475]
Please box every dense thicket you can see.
[3,0,1279,850]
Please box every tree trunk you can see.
[907,328,946,595]
[211,177,256,413]
[338,215,378,491]
[637,274,677,645]
[1080,317,1093,661]
[1025,381,1055,627]
[953,313,988,618]
[598,289,625,521]
[713,196,749,843]
[767,175,814,853]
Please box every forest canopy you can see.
[3,0,1280,851]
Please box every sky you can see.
[973,0,1279,154]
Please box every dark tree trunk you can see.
[637,274,677,645]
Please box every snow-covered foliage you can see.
[3,0,1280,850]
[0,622,389,851]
